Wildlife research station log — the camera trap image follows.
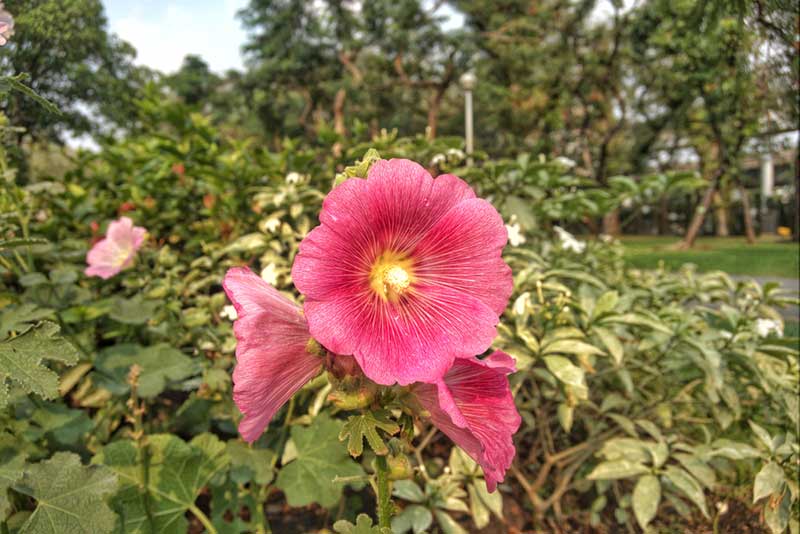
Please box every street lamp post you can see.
[460,72,476,165]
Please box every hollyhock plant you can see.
[222,267,324,442]
[411,351,521,491]
[222,269,520,488]
[84,217,147,279]
[292,158,513,386]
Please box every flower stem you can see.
[189,503,219,534]
[375,455,393,529]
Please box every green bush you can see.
[0,99,797,533]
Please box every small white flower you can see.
[264,217,281,233]
[513,292,531,316]
[505,223,526,247]
[260,262,279,286]
[431,153,446,166]
[554,226,586,253]
[621,197,634,209]
[755,318,783,338]
[221,305,238,321]
[285,172,302,184]
[554,156,576,168]
[446,148,465,160]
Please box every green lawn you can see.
[621,236,800,279]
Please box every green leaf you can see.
[469,479,502,529]
[543,356,588,399]
[711,439,762,460]
[94,433,230,534]
[557,403,574,433]
[598,438,651,464]
[0,321,79,407]
[339,410,400,457]
[587,460,650,480]
[632,474,661,530]
[0,304,54,338]
[765,492,791,534]
[14,452,117,534]
[392,504,433,534]
[94,343,199,398]
[748,421,774,451]
[392,480,426,503]
[30,402,92,447]
[753,462,785,504]
[663,466,708,518]
[543,339,605,357]
[434,509,468,534]
[673,454,716,489]
[593,291,619,318]
[333,513,391,534]
[226,441,275,485]
[276,415,365,507]
[593,326,623,365]
[0,439,26,520]
[108,296,160,325]
[603,313,673,335]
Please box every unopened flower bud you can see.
[386,453,413,481]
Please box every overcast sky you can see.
[104,0,250,74]
[103,1,469,75]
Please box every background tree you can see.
[0,0,148,145]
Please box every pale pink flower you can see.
[223,267,323,442]
[84,217,147,279]
[292,159,512,386]
[0,4,13,46]
[412,351,521,491]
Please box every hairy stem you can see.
[375,455,393,528]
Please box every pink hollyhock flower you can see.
[223,267,323,442]
[412,351,521,491]
[292,159,512,386]
[84,217,147,279]
[0,4,14,46]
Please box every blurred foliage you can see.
[0,91,797,532]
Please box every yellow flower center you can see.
[370,252,415,302]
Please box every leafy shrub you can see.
[0,98,797,533]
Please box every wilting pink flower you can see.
[412,351,520,491]
[223,267,323,442]
[292,159,512,386]
[85,217,147,279]
[0,4,14,46]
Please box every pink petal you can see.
[223,267,322,442]
[413,351,521,491]
[412,198,512,316]
[292,158,510,386]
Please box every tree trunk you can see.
[602,210,621,236]
[738,184,757,244]
[681,172,720,249]
[714,191,730,237]
[426,88,445,139]
[657,195,670,235]
[332,88,347,158]
[298,89,314,137]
